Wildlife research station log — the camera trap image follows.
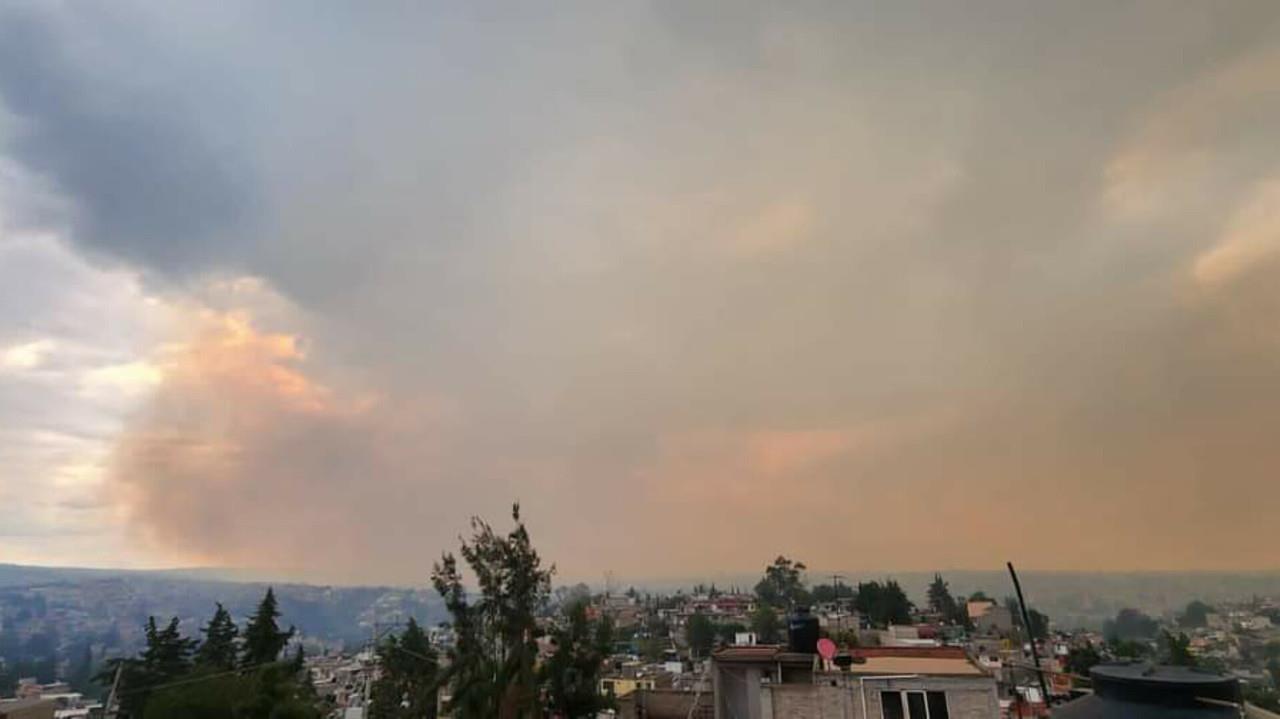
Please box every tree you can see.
[1266,641,1280,688]
[1064,643,1101,677]
[685,613,715,659]
[855,580,913,628]
[144,617,198,683]
[753,557,810,609]
[811,583,856,605]
[750,604,782,644]
[1161,631,1196,667]
[926,574,966,625]
[195,603,240,670]
[553,583,592,607]
[68,641,96,696]
[370,618,438,719]
[542,601,611,718]
[97,616,197,718]
[143,673,250,719]
[828,628,860,647]
[1107,638,1151,659]
[1245,684,1280,713]
[432,504,552,719]
[1027,609,1050,640]
[1104,608,1159,642]
[1007,599,1050,640]
[639,636,667,663]
[100,603,319,719]
[143,663,321,719]
[716,623,747,645]
[242,588,295,667]
[1180,600,1214,629]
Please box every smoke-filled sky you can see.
[2,1,1280,585]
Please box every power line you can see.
[111,658,300,697]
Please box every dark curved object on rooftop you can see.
[1054,662,1243,719]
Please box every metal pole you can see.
[104,663,124,719]
[1006,562,1050,706]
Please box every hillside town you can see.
[7,0,1280,715]
[7,547,1278,719]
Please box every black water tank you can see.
[1090,663,1240,706]
[788,606,819,653]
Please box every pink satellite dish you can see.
[816,637,837,660]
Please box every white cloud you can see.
[0,338,54,370]
[0,232,173,563]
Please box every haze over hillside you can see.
[0,563,447,647]
[8,562,1280,632]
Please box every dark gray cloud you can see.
[0,3,258,274]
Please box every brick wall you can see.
[762,675,998,719]
[620,688,713,719]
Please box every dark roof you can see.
[1054,694,1237,719]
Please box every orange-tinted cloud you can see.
[1194,180,1280,289]
[108,307,393,574]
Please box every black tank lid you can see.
[1089,662,1240,707]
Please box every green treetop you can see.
[242,588,296,667]
[194,603,239,670]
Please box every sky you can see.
[2,1,1280,586]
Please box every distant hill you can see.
[0,563,446,648]
[0,563,131,587]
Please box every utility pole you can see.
[103,662,123,719]
[1007,561,1050,706]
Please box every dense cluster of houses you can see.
[580,589,1280,719]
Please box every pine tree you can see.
[98,616,196,718]
[927,573,965,626]
[369,618,438,719]
[143,617,198,681]
[542,601,611,718]
[242,588,296,667]
[195,603,240,670]
[144,601,318,719]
